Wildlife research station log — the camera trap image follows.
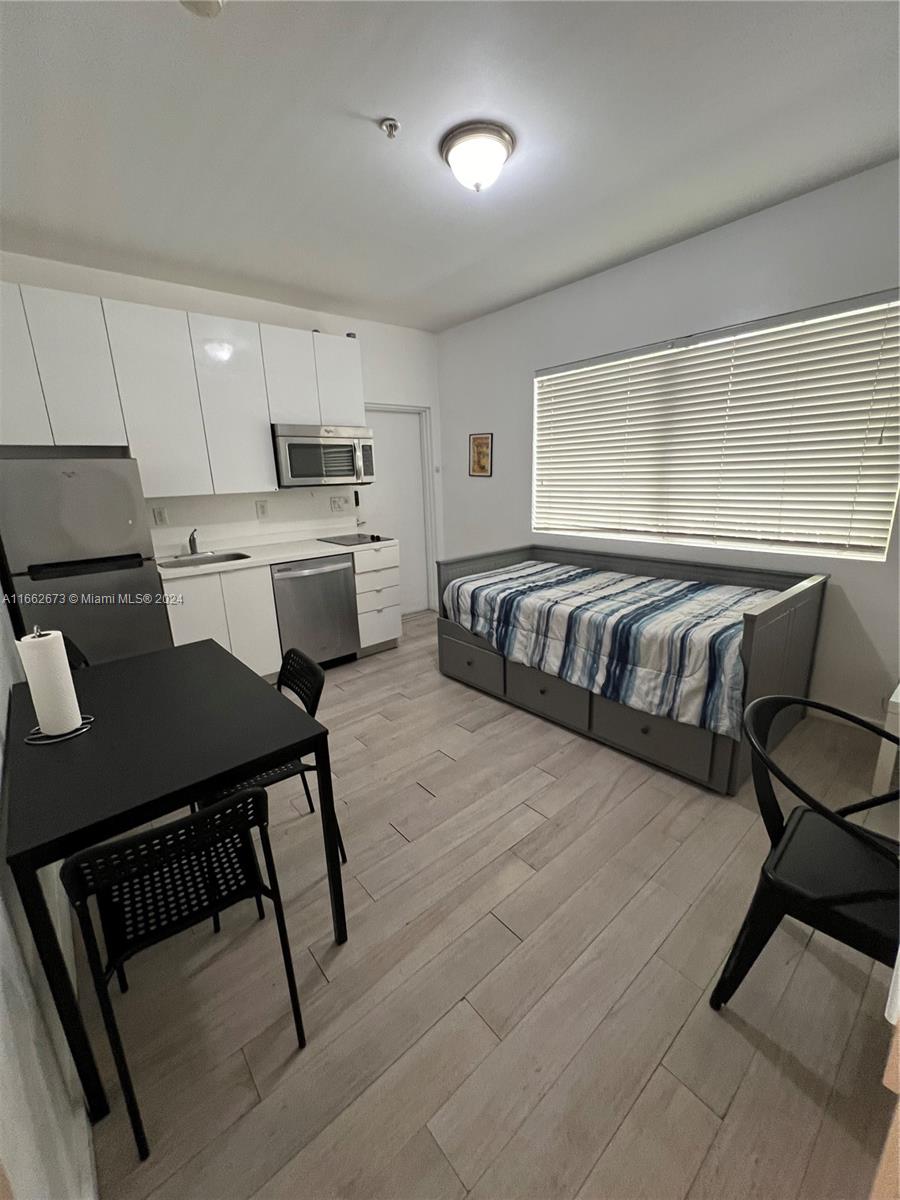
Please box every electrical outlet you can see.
[255,499,269,520]
[151,506,168,526]
[330,495,349,513]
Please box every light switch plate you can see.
[151,506,168,526]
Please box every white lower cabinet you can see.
[166,573,230,652]
[358,604,402,647]
[220,566,282,676]
[357,585,400,614]
[166,547,400,670]
[166,566,282,677]
[355,565,400,595]
[354,542,401,647]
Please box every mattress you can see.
[442,560,780,739]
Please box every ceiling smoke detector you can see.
[181,1,226,17]
[440,121,515,192]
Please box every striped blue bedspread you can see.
[443,561,779,739]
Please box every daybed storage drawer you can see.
[355,544,399,574]
[439,636,505,697]
[506,661,589,731]
[590,696,713,782]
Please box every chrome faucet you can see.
[188,528,199,554]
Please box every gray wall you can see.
[437,162,900,720]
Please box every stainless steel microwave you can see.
[273,424,375,487]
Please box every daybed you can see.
[436,545,826,795]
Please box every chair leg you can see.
[336,819,347,866]
[77,908,149,1160]
[300,770,315,814]
[710,877,785,1011]
[260,831,306,1050]
[256,893,265,921]
[303,765,346,863]
[115,964,129,994]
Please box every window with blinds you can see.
[532,293,899,560]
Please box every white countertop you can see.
[157,537,398,581]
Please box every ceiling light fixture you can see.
[440,122,515,192]
[204,341,234,363]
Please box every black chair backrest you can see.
[60,789,268,907]
[277,647,325,717]
[744,695,899,864]
[63,634,89,671]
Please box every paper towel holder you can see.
[23,626,95,745]
[25,714,94,745]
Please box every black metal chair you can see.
[61,789,305,1161]
[710,695,899,1012]
[215,647,346,864]
[63,634,89,670]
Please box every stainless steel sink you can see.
[158,552,251,569]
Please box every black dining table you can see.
[2,638,346,1123]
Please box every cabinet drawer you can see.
[355,544,399,574]
[357,585,400,615]
[439,637,505,697]
[359,604,401,647]
[506,661,590,731]
[355,565,400,595]
[590,696,713,782]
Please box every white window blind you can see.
[533,293,899,560]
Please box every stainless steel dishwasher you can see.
[271,555,360,663]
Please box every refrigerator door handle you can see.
[27,553,147,581]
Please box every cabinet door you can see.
[20,285,126,445]
[188,313,277,494]
[0,282,52,445]
[220,566,282,676]
[313,332,366,427]
[104,299,214,498]
[260,324,321,425]
[165,573,231,651]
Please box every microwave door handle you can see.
[354,441,363,483]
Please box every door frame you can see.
[364,403,440,613]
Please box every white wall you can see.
[0,251,445,558]
[0,604,96,1200]
[437,162,900,719]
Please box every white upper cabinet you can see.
[313,332,366,427]
[20,285,126,445]
[188,313,277,494]
[0,282,52,445]
[104,299,213,498]
[260,323,321,425]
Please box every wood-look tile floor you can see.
[83,612,898,1200]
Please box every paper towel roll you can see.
[17,629,82,736]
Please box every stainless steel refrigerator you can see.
[0,453,173,663]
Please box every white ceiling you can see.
[0,1,896,331]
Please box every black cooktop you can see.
[318,534,392,546]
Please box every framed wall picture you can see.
[469,432,493,477]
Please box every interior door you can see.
[361,409,430,613]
